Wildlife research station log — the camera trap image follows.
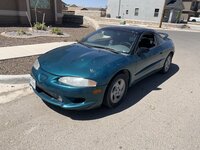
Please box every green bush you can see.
[120,20,126,25]
[34,22,47,31]
[17,29,26,35]
[51,28,63,35]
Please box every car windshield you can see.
[80,28,138,54]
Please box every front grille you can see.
[67,97,86,103]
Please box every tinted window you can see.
[155,33,164,45]
[138,33,156,49]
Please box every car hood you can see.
[39,43,126,79]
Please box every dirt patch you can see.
[0,26,95,75]
[0,55,39,75]
[0,26,95,47]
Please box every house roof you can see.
[70,4,78,7]
[166,0,185,10]
[81,7,105,11]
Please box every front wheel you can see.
[103,74,128,108]
[161,54,173,74]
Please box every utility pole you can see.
[159,0,167,28]
[118,0,121,17]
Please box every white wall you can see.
[107,0,165,22]
[107,0,121,18]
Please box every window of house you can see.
[135,8,139,16]
[126,10,129,15]
[30,0,50,9]
[154,9,159,17]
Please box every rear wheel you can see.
[103,74,128,108]
[161,54,173,74]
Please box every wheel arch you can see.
[103,69,131,107]
[169,51,174,57]
[108,69,131,87]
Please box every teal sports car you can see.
[30,26,175,110]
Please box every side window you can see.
[155,34,164,45]
[138,33,156,49]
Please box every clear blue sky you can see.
[63,0,107,8]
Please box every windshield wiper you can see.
[90,45,120,54]
[78,42,120,54]
[77,41,91,48]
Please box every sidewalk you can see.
[0,42,75,60]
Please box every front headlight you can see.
[33,59,40,70]
[58,77,97,87]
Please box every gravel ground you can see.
[1,30,200,150]
[0,55,39,75]
[0,25,95,75]
[0,26,95,47]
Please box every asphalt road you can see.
[0,30,200,150]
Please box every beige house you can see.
[181,0,200,21]
[0,0,63,25]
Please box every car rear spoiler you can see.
[158,32,169,40]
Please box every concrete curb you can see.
[99,23,200,33]
[0,74,31,84]
[0,42,75,61]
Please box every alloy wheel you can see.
[110,79,126,104]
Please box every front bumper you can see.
[31,68,107,110]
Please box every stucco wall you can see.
[0,0,63,25]
[107,0,165,22]
[0,0,28,25]
[0,0,18,10]
[183,1,192,11]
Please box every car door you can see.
[133,32,164,80]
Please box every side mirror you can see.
[138,47,149,54]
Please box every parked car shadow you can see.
[45,64,179,120]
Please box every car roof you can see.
[101,25,155,34]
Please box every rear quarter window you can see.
[155,34,165,45]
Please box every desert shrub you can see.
[34,22,47,31]
[120,20,126,25]
[51,28,63,35]
[106,14,111,18]
[17,29,26,35]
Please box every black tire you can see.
[192,19,196,22]
[103,74,128,108]
[161,54,173,74]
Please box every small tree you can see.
[34,0,40,23]
[33,0,46,31]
